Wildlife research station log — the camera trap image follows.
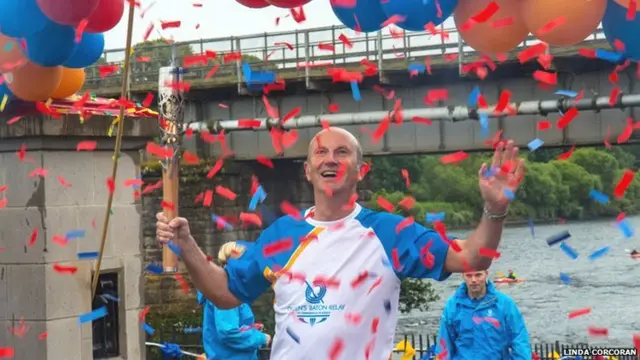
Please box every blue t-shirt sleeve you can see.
[394,221,452,281]
[357,210,452,281]
[224,231,273,304]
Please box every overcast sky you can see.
[103,0,348,50]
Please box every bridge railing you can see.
[84,24,608,91]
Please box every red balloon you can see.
[36,0,100,26]
[236,0,271,8]
[266,0,311,8]
[85,0,125,33]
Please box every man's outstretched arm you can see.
[156,213,271,309]
[444,140,524,273]
[180,237,241,309]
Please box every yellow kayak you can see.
[494,277,526,284]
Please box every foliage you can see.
[368,146,640,228]
[399,278,440,314]
[134,39,195,66]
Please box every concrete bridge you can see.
[82,25,640,160]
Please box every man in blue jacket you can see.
[436,270,531,360]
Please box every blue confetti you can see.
[145,263,163,274]
[587,246,610,261]
[183,327,202,334]
[527,138,544,151]
[249,185,267,211]
[589,189,609,204]
[503,189,515,200]
[559,272,572,285]
[350,81,361,101]
[384,300,391,313]
[595,49,624,63]
[78,306,107,324]
[77,251,99,260]
[555,90,578,97]
[482,166,498,178]
[546,230,570,246]
[426,212,445,223]
[468,86,480,107]
[559,242,579,260]
[159,342,184,357]
[408,64,425,73]
[143,323,155,336]
[65,230,86,240]
[617,219,634,238]
[479,113,489,137]
[102,294,120,302]
[286,327,300,344]
[211,213,233,231]
[167,241,181,256]
[528,217,535,238]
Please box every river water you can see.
[397,216,640,347]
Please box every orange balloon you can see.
[5,62,62,102]
[520,0,606,46]
[454,0,529,55]
[51,67,86,99]
[0,34,27,72]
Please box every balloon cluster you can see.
[236,0,311,9]
[0,0,124,102]
[329,0,636,61]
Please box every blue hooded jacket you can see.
[197,291,267,360]
[436,280,531,360]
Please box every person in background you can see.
[197,241,271,360]
[631,249,638,255]
[436,270,531,360]
[506,269,517,280]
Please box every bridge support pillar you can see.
[0,114,155,359]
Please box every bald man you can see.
[156,127,525,359]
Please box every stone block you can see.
[92,151,140,206]
[0,320,47,359]
[0,151,45,208]
[41,206,81,264]
[124,308,146,360]
[44,261,92,320]
[74,205,116,259]
[0,266,6,321]
[5,264,46,321]
[108,204,143,257]
[45,317,83,360]
[123,255,144,311]
[0,207,46,264]
[42,152,95,207]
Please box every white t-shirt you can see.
[225,203,452,359]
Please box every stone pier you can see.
[0,113,156,359]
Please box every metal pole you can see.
[188,93,640,133]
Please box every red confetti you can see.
[440,151,469,164]
[328,338,344,360]
[587,326,609,337]
[263,238,294,257]
[76,140,97,151]
[395,216,414,234]
[53,263,78,274]
[215,185,237,200]
[478,247,501,259]
[376,196,395,212]
[568,307,591,319]
[106,177,115,194]
[613,169,635,199]
[174,274,190,294]
[537,120,551,131]
[0,347,14,358]
[28,228,38,247]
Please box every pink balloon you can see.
[236,0,271,8]
[266,0,311,8]
[36,0,100,26]
[85,0,125,33]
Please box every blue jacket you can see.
[436,281,531,360]
[198,291,267,360]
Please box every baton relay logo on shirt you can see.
[285,281,345,326]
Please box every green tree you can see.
[399,278,440,314]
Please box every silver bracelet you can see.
[483,206,508,220]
